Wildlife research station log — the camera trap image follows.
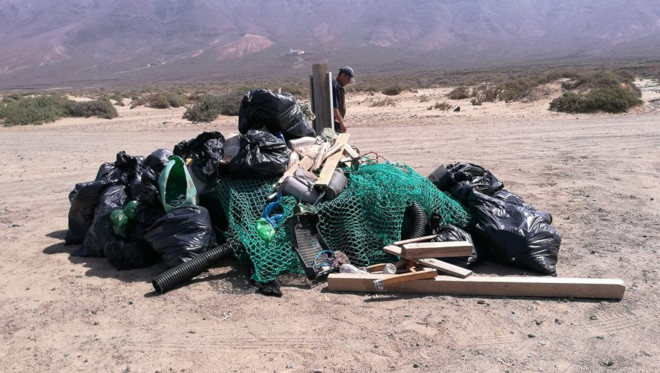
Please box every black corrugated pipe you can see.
[152,241,239,294]
[405,201,427,239]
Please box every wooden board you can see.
[383,245,472,278]
[372,268,436,291]
[326,274,626,300]
[392,234,437,246]
[276,156,315,184]
[311,142,330,171]
[315,134,350,186]
[344,144,359,158]
[417,258,473,279]
[400,241,473,259]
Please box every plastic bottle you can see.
[339,264,368,274]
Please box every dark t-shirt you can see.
[332,80,346,118]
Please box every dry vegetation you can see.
[1,62,659,125]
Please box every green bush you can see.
[549,86,642,113]
[130,93,188,109]
[382,86,403,96]
[2,93,23,103]
[447,86,470,100]
[1,95,73,125]
[183,91,245,122]
[70,99,118,119]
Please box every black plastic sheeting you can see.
[238,89,315,139]
[437,162,561,275]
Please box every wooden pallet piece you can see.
[384,245,472,278]
[400,241,474,259]
[326,273,626,300]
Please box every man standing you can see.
[332,66,356,133]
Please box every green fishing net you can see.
[216,160,471,283]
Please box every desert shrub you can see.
[106,93,125,106]
[369,97,397,107]
[70,99,118,119]
[281,85,306,98]
[183,90,244,122]
[382,85,403,96]
[2,93,24,103]
[418,94,431,102]
[428,101,453,111]
[549,86,642,113]
[499,78,537,102]
[130,93,188,109]
[447,86,470,100]
[549,92,584,112]
[1,95,73,125]
[470,97,482,106]
[471,84,501,103]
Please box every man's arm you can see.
[333,107,347,133]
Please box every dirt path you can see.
[0,97,659,372]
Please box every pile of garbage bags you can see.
[65,89,313,270]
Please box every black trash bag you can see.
[228,129,290,178]
[65,179,116,244]
[446,162,504,196]
[143,205,217,267]
[95,151,147,201]
[428,222,479,267]
[73,185,128,257]
[492,189,553,224]
[145,148,173,174]
[238,89,315,139]
[173,132,225,184]
[104,238,158,270]
[463,188,561,275]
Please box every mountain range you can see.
[1,0,659,89]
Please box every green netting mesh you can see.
[216,160,471,283]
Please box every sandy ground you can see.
[1,82,659,372]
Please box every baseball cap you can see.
[339,66,356,84]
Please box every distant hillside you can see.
[0,0,659,89]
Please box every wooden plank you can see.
[366,263,387,273]
[326,274,626,300]
[384,245,472,278]
[316,149,344,186]
[393,234,437,246]
[344,144,359,158]
[276,156,315,184]
[417,258,473,279]
[299,156,314,171]
[372,268,437,291]
[277,160,301,184]
[324,134,351,160]
[401,241,473,259]
[311,142,330,171]
[315,134,350,186]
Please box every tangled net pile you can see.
[216,160,472,283]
